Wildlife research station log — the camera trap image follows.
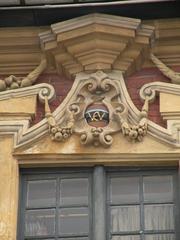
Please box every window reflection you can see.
[111,206,140,232]
[25,209,55,236]
[59,208,89,235]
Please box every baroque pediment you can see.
[44,70,149,147]
[0,14,180,151]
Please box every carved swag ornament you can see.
[45,71,149,147]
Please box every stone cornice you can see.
[0,18,180,75]
[0,26,48,75]
[40,13,155,78]
[15,152,179,167]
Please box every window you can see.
[18,167,179,240]
[19,170,92,240]
[108,171,177,240]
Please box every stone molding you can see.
[0,26,48,75]
[140,81,180,103]
[0,18,180,75]
[15,152,180,166]
[0,83,55,148]
[0,82,55,102]
[140,81,180,144]
[39,13,154,78]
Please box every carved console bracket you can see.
[45,71,149,147]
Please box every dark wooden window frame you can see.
[18,166,180,240]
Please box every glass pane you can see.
[59,208,89,235]
[111,206,140,232]
[110,177,139,204]
[27,180,56,207]
[112,236,140,240]
[58,238,88,240]
[145,234,175,240]
[144,204,174,230]
[60,178,88,205]
[143,176,173,202]
[25,209,55,237]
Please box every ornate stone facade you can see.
[0,13,180,240]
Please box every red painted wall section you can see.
[126,68,168,128]
[33,73,74,124]
[126,66,180,128]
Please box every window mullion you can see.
[176,165,180,240]
[139,174,145,240]
[55,176,60,240]
[93,165,106,240]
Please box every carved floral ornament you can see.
[44,71,149,147]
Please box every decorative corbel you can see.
[150,53,180,84]
[0,56,47,91]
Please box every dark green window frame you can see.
[18,167,180,240]
[107,169,179,240]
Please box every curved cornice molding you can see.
[140,81,180,103]
[0,83,55,148]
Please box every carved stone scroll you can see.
[45,71,149,147]
[140,80,180,144]
[140,81,180,103]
